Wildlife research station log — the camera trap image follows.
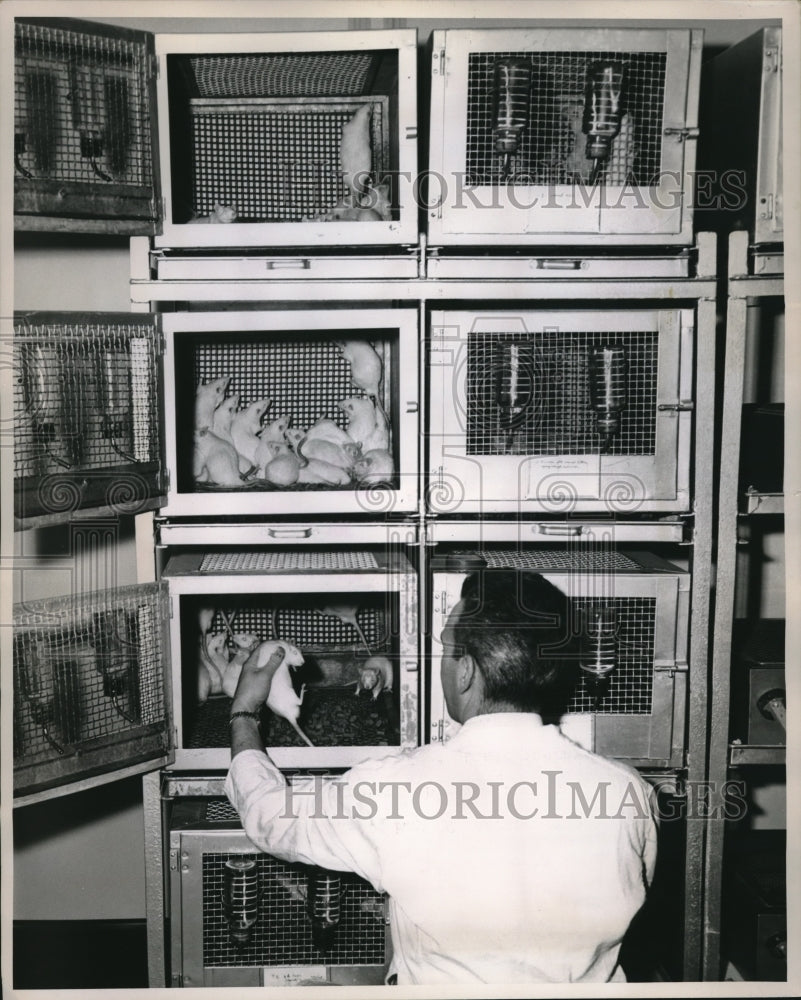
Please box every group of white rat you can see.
[197,605,394,747]
[193,338,394,488]
[193,104,390,225]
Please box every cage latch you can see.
[663,126,699,143]
[657,400,694,412]
[653,658,687,677]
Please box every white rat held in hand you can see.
[245,640,313,747]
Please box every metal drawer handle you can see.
[266,259,311,270]
[266,527,313,538]
[534,259,581,270]
[534,524,583,536]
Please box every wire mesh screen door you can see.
[13,582,172,800]
[13,312,164,524]
[14,19,159,230]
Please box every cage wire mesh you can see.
[13,317,160,478]
[202,851,386,967]
[14,21,152,187]
[465,330,658,456]
[465,50,666,185]
[13,584,165,765]
[189,97,388,221]
[189,52,379,98]
[199,551,380,573]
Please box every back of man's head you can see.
[455,570,581,719]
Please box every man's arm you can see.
[225,643,385,888]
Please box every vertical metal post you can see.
[682,252,718,981]
[143,769,167,987]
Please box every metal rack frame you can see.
[704,229,785,980]
[133,232,718,984]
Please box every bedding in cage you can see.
[168,813,389,988]
[427,28,702,245]
[428,548,689,767]
[163,549,418,769]
[156,30,417,247]
[161,309,419,518]
[14,19,157,229]
[13,583,171,800]
[427,308,693,515]
[13,313,164,523]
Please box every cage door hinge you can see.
[148,52,160,81]
[169,847,179,871]
[653,659,688,677]
[663,126,699,142]
[760,194,774,221]
[160,468,170,493]
[764,45,781,74]
[436,719,445,742]
[657,400,694,412]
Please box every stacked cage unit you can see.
[11,15,744,987]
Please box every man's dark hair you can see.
[454,570,581,719]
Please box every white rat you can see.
[194,426,244,486]
[340,104,372,198]
[359,180,391,221]
[336,339,383,400]
[191,202,237,223]
[339,396,389,453]
[354,655,394,699]
[195,376,230,431]
[262,451,301,486]
[212,393,252,475]
[353,448,394,485]
[304,419,360,455]
[254,416,290,473]
[297,436,354,471]
[297,457,351,486]
[246,640,313,747]
[231,397,271,467]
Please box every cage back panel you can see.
[428,309,691,513]
[13,313,163,522]
[158,36,417,246]
[429,28,700,243]
[14,19,157,228]
[171,822,388,986]
[13,582,171,798]
[429,550,688,764]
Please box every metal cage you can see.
[13,582,171,800]
[428,548,689,766]
[14,18,158,231]
[13,312,164,525]
[155,30,418,247]
[163,548,419,770]
[427,27,702,245]
[169,800,389,988]
[427,308,693,514]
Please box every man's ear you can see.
[457,654,477,694]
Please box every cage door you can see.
[429,28,701,245]
[13,581,174,805]
[13,311,166,527]
[14,18,160,233]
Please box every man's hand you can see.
[231,642,285,715]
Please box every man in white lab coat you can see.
[226,570,658,985]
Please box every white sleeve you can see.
[225,749,386,891]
